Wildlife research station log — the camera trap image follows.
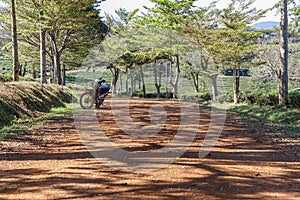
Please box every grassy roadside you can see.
[0,82,73,128]
[0,81,74,140]
[0,103,73,140]
[228,104,300,138]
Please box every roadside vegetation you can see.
[0,82,73,133]
[229,104,300,138]
[0,103,73,140]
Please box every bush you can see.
[180,92,211,104]
[225,90,279,106]
[132,91,174,98]
[226,90,300,108]
[225,92,234,103]
[0,74,12,82]
[197,92,211,102]
[256,91,279,106]
[287,91,300,108]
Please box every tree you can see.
[92,33,128,94]
[254,43,282,91]
[146,0,267,102]
[107,63,120,94]
[289,41,300,87]
[38,1,46,84]
[289,1,300,36]
[214,0,266,103]
[144,0,218,99]
[104,8,140,94]
[44,0,108,85]
[154,60,165,98]
[11,0,19,81]
[116,47,172,97]
[182,47,215,95]
[253,31,300,95]
[1,0,109,85]
[279,0,289,104]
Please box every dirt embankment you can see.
[0,82,73,128]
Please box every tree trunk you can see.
[61,63,66,86]
[109,65,119,95]
[31,69,36,79]
[40,29,47,84]
[233,66,240,104]
[119,71,123,93]
[11,0,19,81]
[191,72,199,93]
[39,3,47,84]
[138,74,141,90]
[201,76,206,92]
[130,71,134,97]
[50,63,54,83]
[140,65,146,98]
[47,34,62,85]
[54,52,62,85]
[126,70,129,94]
[279,0,289,105]
[169,55,180,98]
[154,63,162,98]
[22,62,27,76]
[211,74,218,100]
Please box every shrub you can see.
[256,91,279,106]
[225,92,234,103]
[132,91,174,98]
[225,90,279,106]
[287,91,300,108]
[0,74,12,82]
[180,92,211,103]
[197,92,211,102]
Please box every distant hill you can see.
[252,21,280,30]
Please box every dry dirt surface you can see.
[1,98,300,200]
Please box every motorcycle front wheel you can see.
[79,91,94,109]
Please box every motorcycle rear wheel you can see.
[80,91,94,109]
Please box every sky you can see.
[100,0,281,23]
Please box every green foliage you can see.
[287,91,300,108]
[229,104,300,138]
[0,103,73,140]
[181,92,211,102]
[225,89,300,109]
[117,48,172,67]
[0,0,109,73]
[142,0,267,103]
[289,3,300,36]
[209,0,264,65]
[0,74,12,82]
[132,91,174,98]
[0,82,73,129]
[226,90,279,106]
[247,90,278,106]
[146,0,197,29]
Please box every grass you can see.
[0,82,74,139]
[0,103,73,140]
[0,60,11,72]
[228,103,300,138]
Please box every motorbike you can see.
[79,78,110,109]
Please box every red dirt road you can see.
[1,99,300,199]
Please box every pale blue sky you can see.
[100,0,281,23]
